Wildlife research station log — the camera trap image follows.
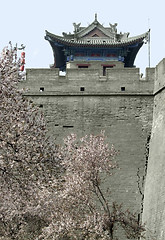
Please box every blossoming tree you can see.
[38,133,145,240]
[0,44,145,240]
[0,44,58,239]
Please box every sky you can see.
[0,0,165,74]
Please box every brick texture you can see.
[19,62,155,239]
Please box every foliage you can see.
[38,133,145,240]
[0,43,58,239]
[0,44,145,240]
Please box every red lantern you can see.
[21,58,25,64]
[20,65,24,71]
[21,52,25,58]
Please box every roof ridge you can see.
[45,29,149,48]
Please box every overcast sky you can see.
[0,0,164,74]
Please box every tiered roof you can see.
[45,14,149,70]
[46,30,148,48]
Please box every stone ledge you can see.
[23,92,154,97]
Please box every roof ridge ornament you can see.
[109,23,118,34]
[73,22,81,34]
[94,13,98,25]
[95,13,97,21]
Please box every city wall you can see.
[19,65,155,239]
[142,58,165,239]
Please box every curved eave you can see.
[124,42,144,67]
[45,30,148,48]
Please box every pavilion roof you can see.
[45,30,149,48]
[45,14,149,48]
[45,15,150,70]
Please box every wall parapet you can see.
[20,67,154,95]
[154,58,165,94]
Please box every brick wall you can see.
[142,59,165,239]
[20,64,154,239]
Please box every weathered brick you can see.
[19,62,155,239]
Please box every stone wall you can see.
[19,64,155,239]
[21,66,154,94]
[142,59,165,239]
